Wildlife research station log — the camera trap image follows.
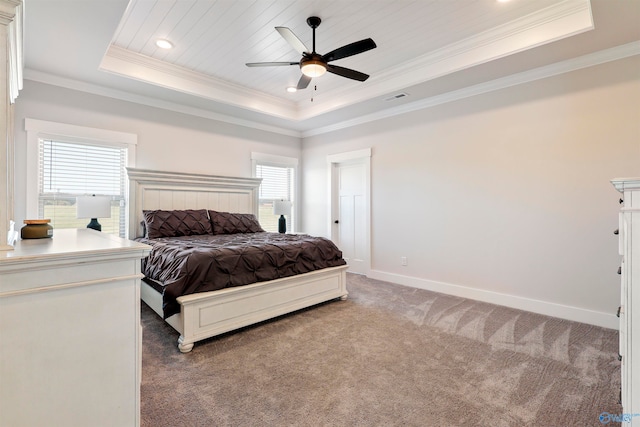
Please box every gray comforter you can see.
[136,232,346,318]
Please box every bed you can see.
[127,168,349,352]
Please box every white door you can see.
[333,158,369,275]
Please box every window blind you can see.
[38,139,127,237]
[255,163,295,232]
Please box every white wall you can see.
[301,56,640,328]
[13,81,301,223]
[12,56,639,328]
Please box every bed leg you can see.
[340,294,348,301]
[178,336,194,353]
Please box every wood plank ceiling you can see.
[108,0,564,102]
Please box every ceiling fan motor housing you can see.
[300,53,327,77]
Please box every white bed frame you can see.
[127,168,348,352]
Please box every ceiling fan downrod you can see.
[307,16,321,54]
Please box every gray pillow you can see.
[143,209,213,239]
[208,210,264,234]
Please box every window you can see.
[25,119,137,238]
[252,153,298,233]
[38,139,127,237]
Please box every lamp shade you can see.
[76,195,111,219]
[273,200,292,216]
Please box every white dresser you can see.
[612,178,640,423]
[0,229,150,427]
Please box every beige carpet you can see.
[141,273,621,426]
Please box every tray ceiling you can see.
[23,1,640,135]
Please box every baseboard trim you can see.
[367,270,618,330]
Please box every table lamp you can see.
[76,195,111,231]
[273,200,292,234]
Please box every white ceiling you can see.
[23,0,640,137]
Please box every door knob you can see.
[334,220,339,224]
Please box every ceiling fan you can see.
[246,16,377,90]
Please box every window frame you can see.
[251,152,299,233]
[25,118,137,236]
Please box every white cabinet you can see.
[0,229,150,427]
[612,178,640,423]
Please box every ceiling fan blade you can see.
[297,74,312,90]
[275,27,309,54]
[326,64,369,82]
[322,38,376,62]
[245,62,299,67]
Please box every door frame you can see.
[327,148,371,275]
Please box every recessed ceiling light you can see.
[286,87,297,93]
[156,39,173,49]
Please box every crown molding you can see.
[302,41,640,138]
[100,45,298,121]
[295,0,593,121]
[97,0,593,124]
[23,69,302,138]
[0,0,21,25]
[25,41,638,141]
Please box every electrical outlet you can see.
[401,257,408,266]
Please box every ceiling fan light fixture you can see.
[301,60,327,78]
[247,16,376,89]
